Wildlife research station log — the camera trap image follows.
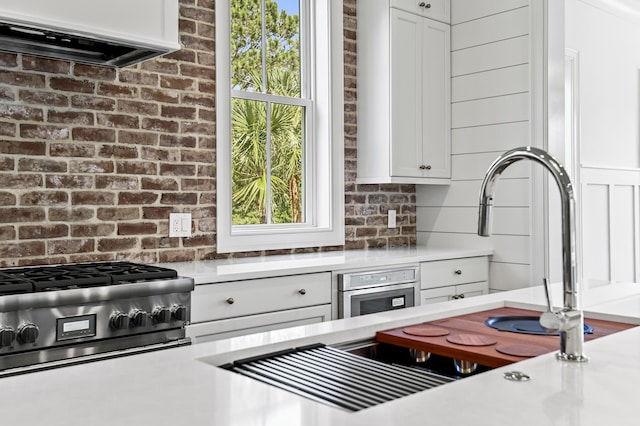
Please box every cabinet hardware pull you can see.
[452,295,459,300]
[426,3,431,8]
[454,269,462,275]
[418,2,432,8]
[419,164,432,170]
[298,289,307,295]
[459,293,465,298]
[226,297,235,305]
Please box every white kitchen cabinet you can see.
[357,0,451,184]
[420,256,489,304]
[187,273,331,343]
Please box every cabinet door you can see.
[186,305,332,344]
[390,8,423,178]
[421,18,450,178]
[456,281,489,299]
[390,10,450,179]
[420,286,455,304]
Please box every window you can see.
[216,0,344,252]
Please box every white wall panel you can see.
[452,64,529,103]
[417,206,529,235]
[451,121,530,154]
[451,0,528,24]
[582,183,611,284]
[416,178,530,207]
[490,262,531,291]
[452,93,529,129]
[452,152,531,181]
[610,185,636,282]
[451,35,529,77]
[451,7,528,50]
[419,232,530,265]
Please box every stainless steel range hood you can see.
[0,0,180,68]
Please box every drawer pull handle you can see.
[419,164,432,170]
[458,293,465,299]
[418,2,432,8]
[298,289,307,295]
[454,269,462,275]
[226,297,235,305]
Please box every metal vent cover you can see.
[223,344,455,412]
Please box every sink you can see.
[485,315,594,335]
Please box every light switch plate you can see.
[169,213,191,237]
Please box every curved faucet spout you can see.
[477,146,587,362]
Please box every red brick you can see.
[71,191,116,205]
[46,175,94,189]
[198,81,214,94]
[0,87,14,101]
[141,177,179,191]
[22,56,71,73]
[142,206,174,220]
[48,239,95,255]
[179,19,197,34]
[49,77,95,93]
[0,70,46,88]
[160,193,197,205]
[180,63,214,79]
[71,95,116,111]
[140,61,179,75]
[19,224,68,239]
[97,114,139,129]
[180,121,214,134]
[161,105,197,119]
[118,223,157,235]
[19,90,69,107]
[18,159,67,173]
[97,83,138,98]
[141,88,179,104]
[71,224,115,237]
[20,124,69,140]
[199,108,214,121]
[198,23,214,39]
[73,64,117,80]
[160,135,196,148]
[0,192,15,205]
[141,236,180,250]
[0,105,44,121]
[141,147,177,162]
[182,178,214,191]
[72,127,116,142]
[165,49,196,63]
[116,161,157,175]
[141,118,179,133]
[97,237,137,252]
[0,225,15,240]
[98,145,138,159]
[0,52,18,68]
[182,93,214,108]
[118,70,159,86]
[160,76,196,91]
[183,234,215,247]
[0,207,46,223]
[97,207,139,221]
[0,140,46,155]
[118,131,158,146]
[117,100,159,116]
[69,160,114,173]
[48,208,95,222]
[0,174,42,189]
[160,164,195,176]
[95,176,139,190]
[181,150,211,163]
[48,110,94,125]
[118,192,158,205]
[0,241,45,258]
[50,142,96,158]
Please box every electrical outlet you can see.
[169,213,192,237]
[388,209,396,229]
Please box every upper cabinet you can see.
[357,0,451,185]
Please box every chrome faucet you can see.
[478,146,588,362]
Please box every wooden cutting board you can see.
[375,307,637,368]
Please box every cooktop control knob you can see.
[129,309,148,327]
[17,323,39,344]
[152,306,172,324]
[109,311,130,330]
[0,326,15,347]
[171,304,188,322]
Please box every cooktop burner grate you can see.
[0,262,179,294]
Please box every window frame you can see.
[216,0,345,253]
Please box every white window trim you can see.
[216,0,345,253]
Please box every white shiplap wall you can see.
[417,0,533,291]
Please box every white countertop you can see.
[156,246,493,284]
[3,280,640,425]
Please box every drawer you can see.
[391,0,450,23]
[192,273,331,323]
[420,257,488,289]
[420,281,488,305]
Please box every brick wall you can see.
[0,0,416,267]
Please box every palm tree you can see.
[231,69,303,225]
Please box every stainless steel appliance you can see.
[338,266,419,318]
[0,261,193,377]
